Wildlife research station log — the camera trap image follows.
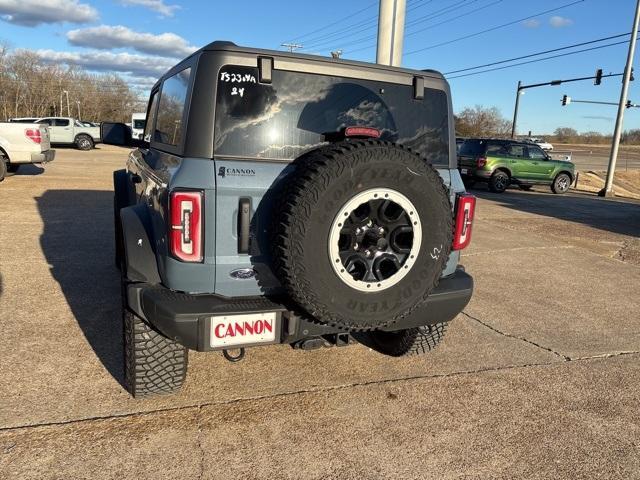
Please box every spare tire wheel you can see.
[273,141,453,330]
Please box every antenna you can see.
[281,43,303,53]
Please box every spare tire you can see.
[273,140,453,330]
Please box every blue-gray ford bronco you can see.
[109,41,476,397]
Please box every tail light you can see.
[476,157,487,168]
[169,190,203,262]
[452,193,476,251]
[344,126,381,138]
[25,129,41,144]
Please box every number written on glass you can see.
[220,72,257,83]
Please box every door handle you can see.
[238,198,251,254]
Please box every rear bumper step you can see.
[127,269,473,351]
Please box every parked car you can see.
[32,117,101,150]
[107,40,476,398]
[458,138,574,194]
[527,137,554,151]
[0,122,55,180]
[131,113,146,140]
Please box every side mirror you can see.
[101,122,147,148]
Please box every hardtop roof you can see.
[153,40,445,89]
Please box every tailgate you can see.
[214,159,289,298]
[457,155,476,168]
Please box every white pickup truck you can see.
[0,122,55,181]
[11,117,101,150]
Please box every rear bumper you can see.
[127,269,473,352]
[30,149,55,164]
[459,167,491,179]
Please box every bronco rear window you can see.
[459,139,487,156]
[214,66,449,165]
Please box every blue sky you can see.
[1,0,639,134]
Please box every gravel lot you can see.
[1,146,639,479]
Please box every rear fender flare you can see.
[113,169,136,209]
[120,204,161,284]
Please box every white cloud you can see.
[0,0,98,26]
[31,49,175,78]
[549,16,573,27]
[522,19,540,28]
[119,0,180,17]
[67,25,197,58]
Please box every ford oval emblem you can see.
[229,268,256,280]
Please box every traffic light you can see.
[594,68,603,85]
[626,100,632,108]
[561,95,571,106]
[631,68,635,82]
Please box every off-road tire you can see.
[488,170,509,193]
[273,140,453,331]
[75,134,94,151]
[366,322,448,357]
[551,173,571,194]
[123,306,188,398]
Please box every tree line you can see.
[455,105,640,144]
[0,45,144,123]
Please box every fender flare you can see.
[113,169,136,209]
[120,204,161,284]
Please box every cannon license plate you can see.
[210,312,277,348]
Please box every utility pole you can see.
[62,90,70,117]
[376,0,406,66]
[281,43,303,53]
[76,101,81,119]
[601,0,640,197]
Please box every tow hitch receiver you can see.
[223,348,245,362]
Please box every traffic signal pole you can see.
[601,0,640,197]
[511,81,522,139]
[511,72,626,139]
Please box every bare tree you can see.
[0,47,143,123]
[455,105,511,138]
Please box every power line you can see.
[404,0,585,56]
[443,32,631,75]
[345,0,501,55]
[298,0,443,51]
[446,38,636,79]
[405,0,479,27]
[405,0,500,37]
[284,2,378,43]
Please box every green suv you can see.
[458,139,575,194]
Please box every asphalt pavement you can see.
[0,146,638,479]
[556,143,640,171]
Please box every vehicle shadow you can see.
[470,184,640,238]
[11,164,44,176]
[36,189,124,388]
